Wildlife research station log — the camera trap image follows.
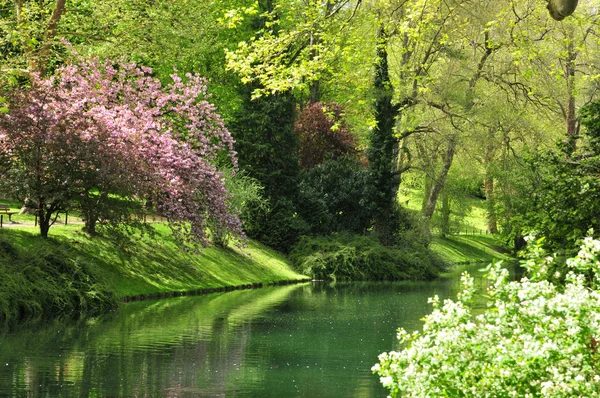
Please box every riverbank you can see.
[0,224,308,321]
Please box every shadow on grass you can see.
[0,222,306,300]
[432,235,513,264]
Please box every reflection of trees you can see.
[0,284,304,397]
[0,273,522,397]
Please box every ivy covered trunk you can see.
[368,25,400,239]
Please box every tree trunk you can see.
[38,211,51,238]
[440,190,450,237]
[424,136,456,219]
[83,215,98,236]
[422,173,432,213]
[565,39,578,156]
[484,174,498,234]
[15,0,68,77]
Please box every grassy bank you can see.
[0,224,307,321]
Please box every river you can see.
[0,262,516,397]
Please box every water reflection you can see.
[0,263,514,397]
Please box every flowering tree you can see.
[373,236,600,396]
[0,52,242,248]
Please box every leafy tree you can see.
[224,0,309,252]
[367,26,401,238]
[505,99,600,250]
[229,86,304,252]
[295,101,356,169]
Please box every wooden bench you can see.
[0,204,18,227]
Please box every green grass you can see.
[398,186,514,265]
[0,223,307,302]
[398,187,489,233]
[431,235,513,265]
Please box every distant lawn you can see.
[398,187,489,234]
[397,185,514,265]
[431,235,513,265]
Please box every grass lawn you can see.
[398,187,489,234]
[398,186,514,265]
[431,235,513,265]
[0,224,307,300]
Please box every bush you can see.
[0,236,118,321]
[373,236,600,397]
[297,157,372,235]
[210,167,268,247]
[289,233,446,282]
[243,199,309,253]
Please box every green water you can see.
[0,263,513,397]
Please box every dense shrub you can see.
[211,167,269,247]
[297,157,372,235]
[505,150,600,251]
[242,199,309,253]
[0,236,118,321]
[290,233,446,282]
[373,236,600,397]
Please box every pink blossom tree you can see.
[0,52,243,249]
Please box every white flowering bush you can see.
[373,236,600,397]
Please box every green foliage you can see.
[223,0,359,98]
[495,98,600,250]
[290,233,446,282]
[230,87,299,201]
[242,199,309,253]
[367,29,400,238]
[374,236,600,397]
[581,100,600,155]
[211,167,269,247]
[507,149,600,251]
[297,157,372,235]
[229,88,305,252]
[0,234,118,321]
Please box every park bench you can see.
[0,204,18,227]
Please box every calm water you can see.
[0,263,515,397]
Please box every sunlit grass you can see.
[0,223,307,300]
[398,187,489,233]
[397,187,513,264]
[431,235,513,265]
